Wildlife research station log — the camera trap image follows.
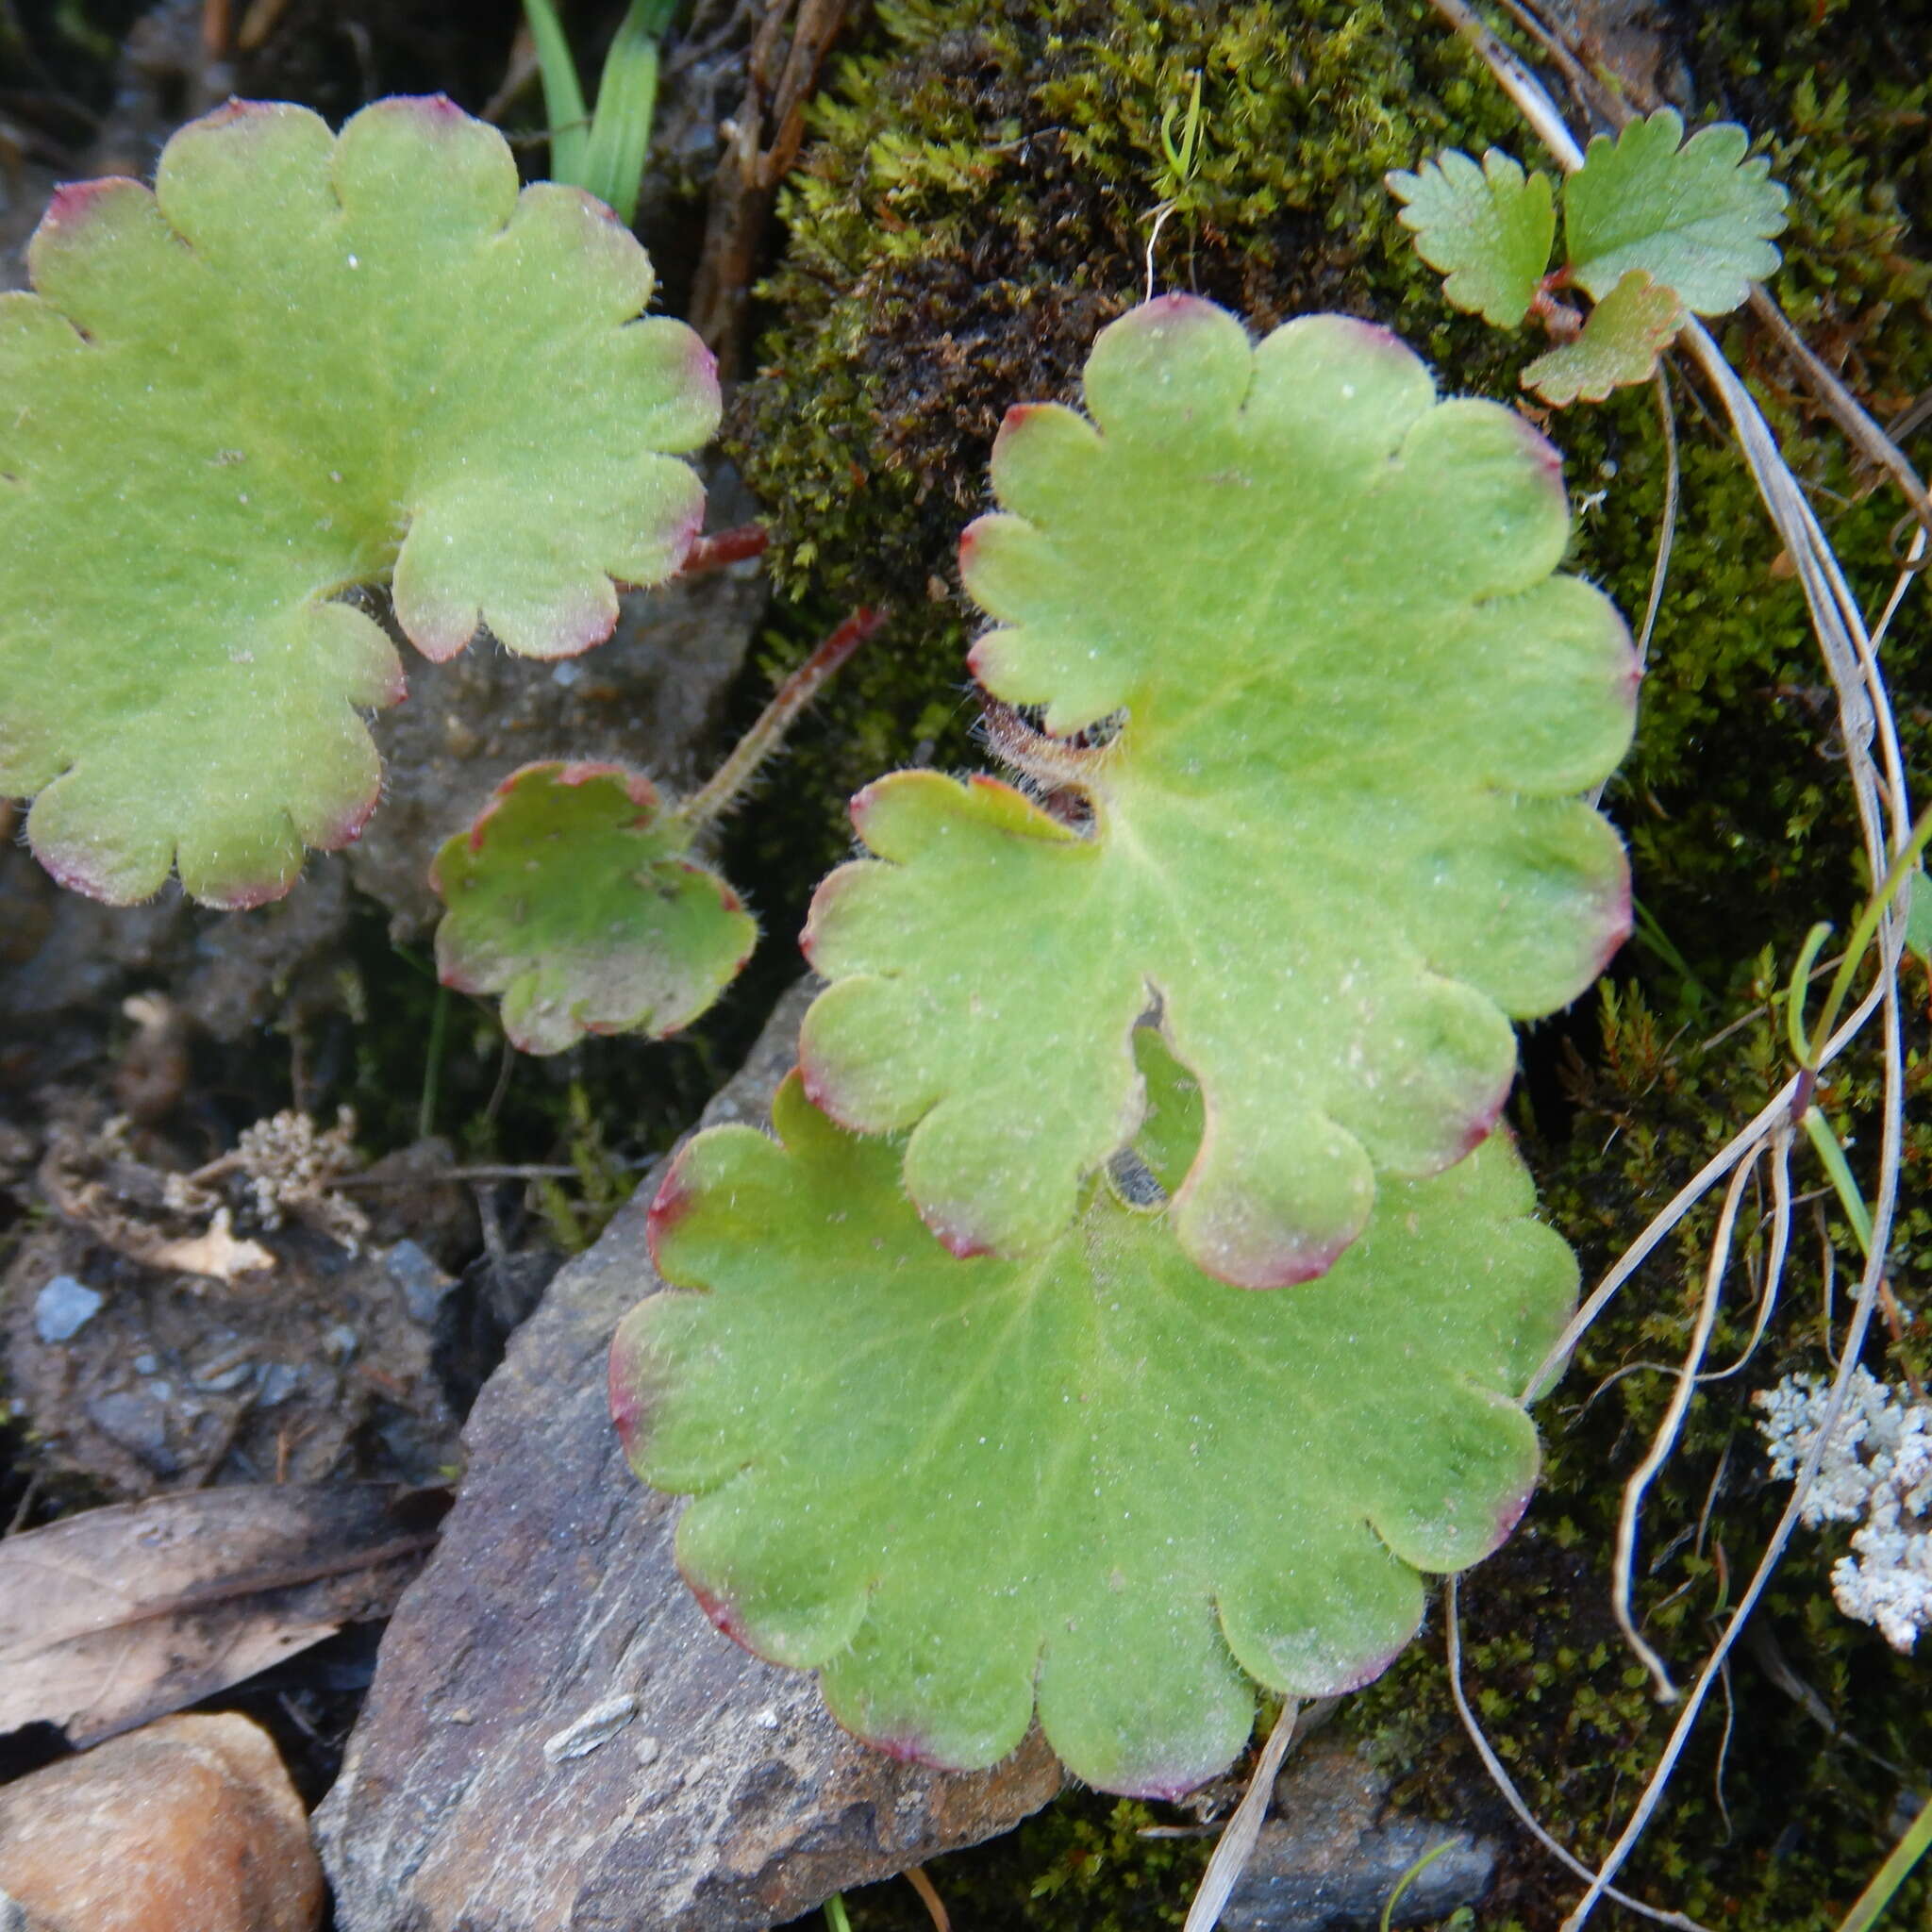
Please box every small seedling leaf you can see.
[1522,270,1685,405]
[1386,147,1555,327]
[800,298,1634,1286]
[616,1074,1575,1796]
[431,761,754,1055]
[1563,108,1787,313]
[0,97,719,908]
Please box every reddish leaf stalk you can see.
[678,608,887,828]
[677,523,770,576]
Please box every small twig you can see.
[482,1033,517,1130]
[1589,365,1677,812]
[1562,980,1907,1930]
[679,607,885,828]
[333,1159,650,1189]
[5,1472,43,1539]
[1635,366,1680,681]
[418,983,450,1142]
[1747,288,1932,541]
[689,0,850,368]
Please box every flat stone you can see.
[0,1712,323,1932]
[314,984,1063,1930]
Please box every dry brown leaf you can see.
[147,1208,275,1281]
[0,1483,444,1745]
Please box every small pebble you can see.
[0,1712,323,1932]
[384,1241,456,1326]
[33,1276,103,1344]
[257,1364,300,1407]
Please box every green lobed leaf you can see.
[799,297,1635,1288]
[616,1073,1576,1797]
[1522,270,1685,406]
[1563,108,1788,314]
[0,96,719,908]
[1386,146,1556,328]
[431,760,755,1055]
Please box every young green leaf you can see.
[616,1074,1575,1797]
[0,96,719,908]
[799,297,1635,1287]
[430,761,754,1055]
[1522,270,1685,405]
[1385,147,1556,328]
[1563,108,1787,314]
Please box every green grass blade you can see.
[1836,1789,1932,1932]
[1380,1840,1456,1932]
[581,0,675,225]
[524,0,591,187]
[1801,1107,1874,1257]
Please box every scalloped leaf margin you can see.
[0,95,719,908]
[615,1073,1576,1797]
[798,296,1635,1289]
[431,759,755,1054]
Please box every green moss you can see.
[736,0,1524,625]
[816,1792,1212,1932]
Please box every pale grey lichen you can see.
[1757,1366,1932,1653]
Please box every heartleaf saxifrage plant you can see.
[1389,108,1789,405]
[0,95,716,909]
[1,94,879,1055]
[613,296,1639,1794]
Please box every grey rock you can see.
[82,1390,181,1478]
[1220,1742,1500,1931]
[384,1241,458,1327]
[314,983,1063,1931]
[33,1276,103,1344]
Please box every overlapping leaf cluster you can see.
[1390,108,1789,403]
[617,295,1639,1792]
[0,96,717,908]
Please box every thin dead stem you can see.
[1182,1699,1302,1932]
[1610,1140,1763,1699]
[1443,1581,1712,1932]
